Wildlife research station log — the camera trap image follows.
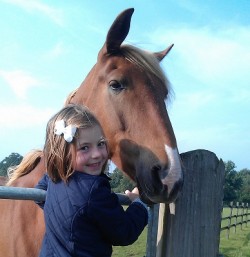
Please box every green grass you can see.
[219,207,250,257]
[112,207,250,257]
[112,227,147,257]
[220,227,250,257]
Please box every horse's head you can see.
[71,8,183,204]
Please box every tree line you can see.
[223,160,250,204]
[0,153,249,204]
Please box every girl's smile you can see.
[86,162,103,171]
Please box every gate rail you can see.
[0,186,131,205]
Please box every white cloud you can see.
[176,91,216,111]
[231,88,250,103]
[175,122,250,169]
[0,70,39,99]
[2,0,64,26]
[174,0,204,14]
[152,25,250,87]
[0,104,55,159]
[45,42,66,59]
[0,103,55,128]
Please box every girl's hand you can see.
[125,187,140,202]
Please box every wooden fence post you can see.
[241,203,245,229]
[235,202,239,234]
[156,150,225,257]
[246,203,249,227]
[146,204,160,257]
[227,202,233,239]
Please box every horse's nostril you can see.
[152,164,169,181]
[151,164,169,181]
[151,164,161,173]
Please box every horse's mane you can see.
[120,44,173,100]
[6,149,43,186]
[64,87,79,106]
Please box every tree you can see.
[223,161,243,203]
[108,168,136,193]
[237,168,250,203]
[0,153,23,177]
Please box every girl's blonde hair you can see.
[44,104,107,183]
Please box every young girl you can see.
[35,104,148,257]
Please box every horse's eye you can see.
[109,80,125,93]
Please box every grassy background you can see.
[112,227,147,257]
[112,207,250,257]
[220,207,250,257]
[220,227,250,257]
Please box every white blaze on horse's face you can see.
[162,144,182,196]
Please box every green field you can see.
[220,227,250,257]
[112,227,147,257]
[112,207,250,257]
[220,207,250,257]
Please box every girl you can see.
[35,104,148,257]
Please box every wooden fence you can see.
[0,150,228,257]
[221,201,250,239]
[147,150,225,257]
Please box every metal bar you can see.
[116,193,132,205]
[0,186,131,205]
[0,186,46,201]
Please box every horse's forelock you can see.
[120,44,172,99]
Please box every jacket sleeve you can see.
[87,177,148,246]
[34,173,49,209]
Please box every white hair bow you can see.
[54,120,77,143]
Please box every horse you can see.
[0,8,183,257]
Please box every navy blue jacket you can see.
[35,172,148,257]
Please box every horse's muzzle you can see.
[135,161,183,205]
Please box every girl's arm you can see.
[88,177,148,246]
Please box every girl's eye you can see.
[98,141,106,147]
[81,146,89,151]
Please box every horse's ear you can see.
[104,8,134,54]
[154,44,174,61]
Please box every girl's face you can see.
[74,125,108,176]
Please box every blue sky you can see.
[0,0,249,170]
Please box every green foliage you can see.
[0,153,23,176]
[223,161,243,204]
[108,168,136,193]
[237,169,250,203]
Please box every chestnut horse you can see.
[0,8,183,257]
